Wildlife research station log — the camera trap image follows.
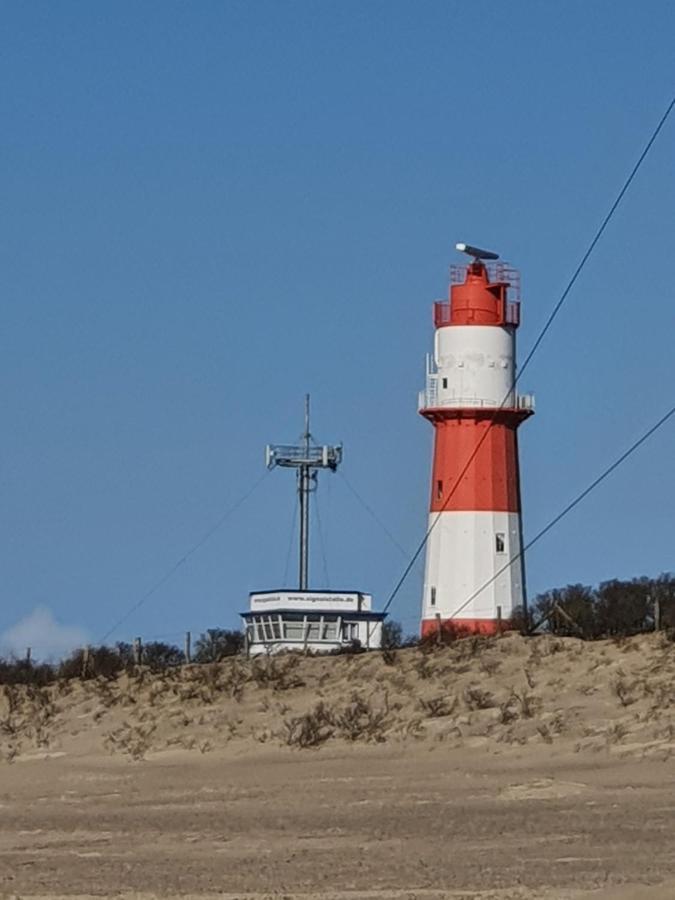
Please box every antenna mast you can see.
[266,395,342,590]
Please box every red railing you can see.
[433,300,521,328]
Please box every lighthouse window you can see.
[442,377,448,389]
[495,533,505,553]
[436,480,443,499]
[430,587,436,607]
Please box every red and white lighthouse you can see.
[419,243,534,639]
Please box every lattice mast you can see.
[266,395,342,590]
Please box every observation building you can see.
[242,397,385,655]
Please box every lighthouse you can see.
[419,243,534,639]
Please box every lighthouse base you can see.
[420,616,511,641]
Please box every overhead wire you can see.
[447,402,675,620]
[382,91,675,616]
[99,469,270,643]
[338,470,412,560]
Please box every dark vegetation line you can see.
[1,574,674,686]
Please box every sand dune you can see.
[1,632,674,897]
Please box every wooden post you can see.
[496,605,502,633]
[25,647,31,665]
[82,645,90,678]
[654,597,661,632]
[184,631,191,664]
[133,637,142,666]
[435,613,442,645]
[552,602,584,636]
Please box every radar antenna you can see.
[455,242,500,262]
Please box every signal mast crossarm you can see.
[265,395,342,591]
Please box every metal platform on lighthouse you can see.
[243,397,385,655]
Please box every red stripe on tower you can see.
[419,245,534,639]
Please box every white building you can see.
[242,590,385,655]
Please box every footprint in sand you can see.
[500,777,587,800]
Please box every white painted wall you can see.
[421,511,524,621]
[250,591,372,612]
[246,618,383,656]
[434,325,516,406]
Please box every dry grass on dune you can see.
[1,632,674,764]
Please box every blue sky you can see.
[1,1,674,655]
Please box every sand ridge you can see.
[1,632,674,763]
[1,632,675,897]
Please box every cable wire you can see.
[100,470,270,643]
[382,92,675,615]
[338,471,411,559]
[447,402,675,620]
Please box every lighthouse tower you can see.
[419,243,534,639]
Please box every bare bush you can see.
[611,674,637,707]
[510,689,538,718]
[251,656,305,691]
[104,721,157,760]
[334,692,389,742]
[419,694,457,718]
[283,702,334,749]
[413,655,433,680]
[463,686,495,710]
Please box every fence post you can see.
[25,647,31,665]
[497,605,502,633]
[302,615,309,655]
[82,645,90,678]
[133,637,142,666]
[435,613,442,645]
[184,631,192,664]
[654,597,661,632]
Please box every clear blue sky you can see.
[1,0,674,655]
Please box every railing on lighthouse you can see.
[418,354,534,412]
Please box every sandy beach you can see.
[1,633,674,898]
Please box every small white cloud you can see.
[0,607,89,662]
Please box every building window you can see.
[342,622,358,642]
[306,614,321,640]
[495,532,505,553]
[430,586,436,607]
[442,377,448,389]
[436,480,443,500]
[321,616,338,640]
[282,614,305,640]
